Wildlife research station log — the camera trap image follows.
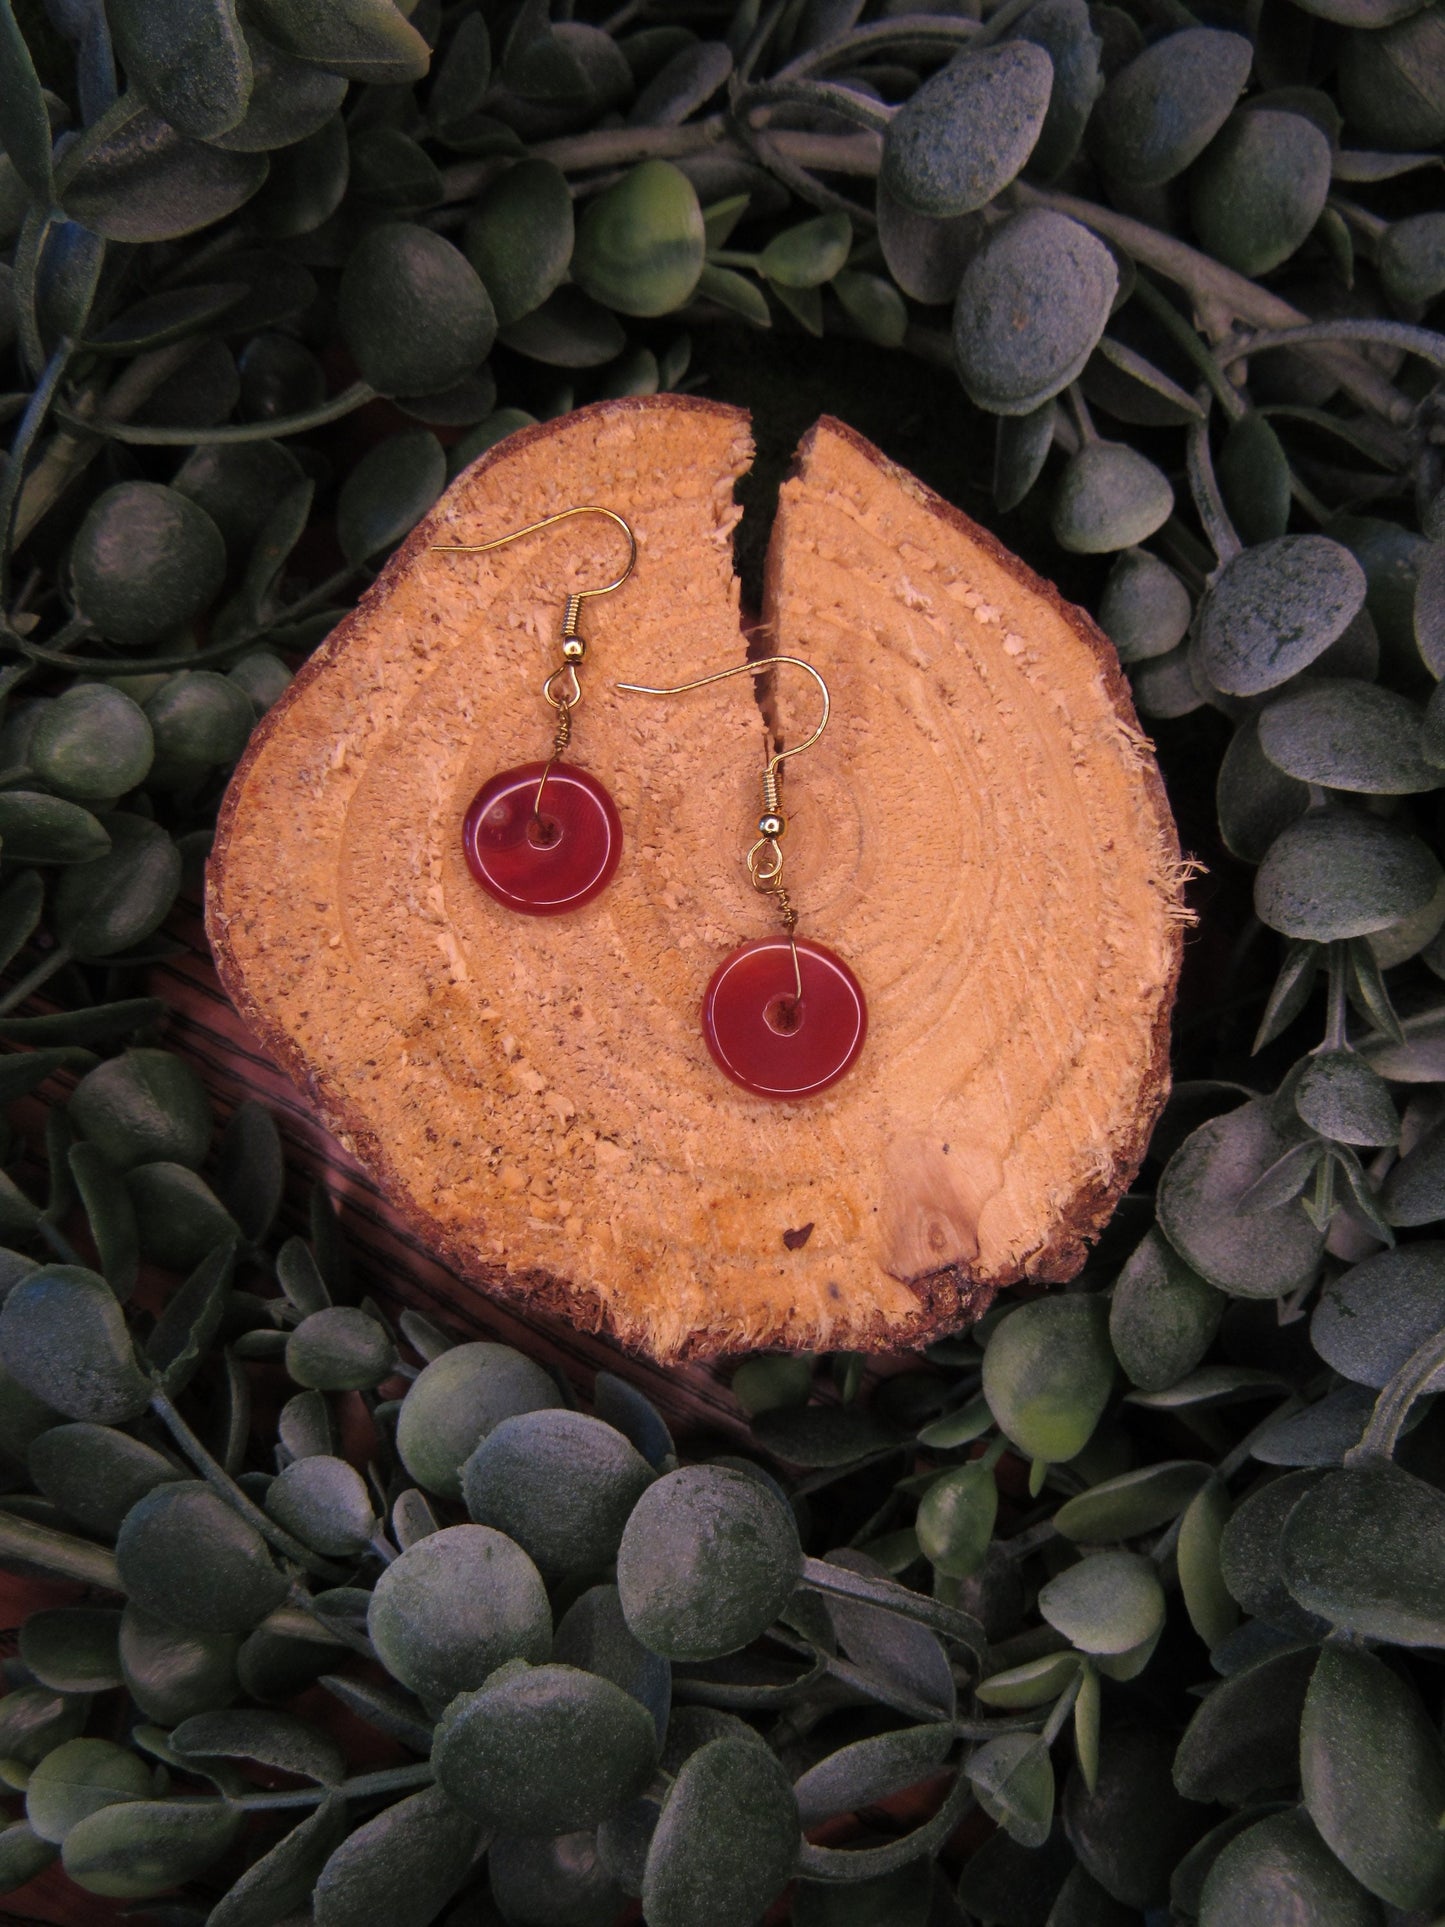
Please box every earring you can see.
[431,507,635,915]
[617,657,867,1100]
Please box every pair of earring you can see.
[431,508,866,1100]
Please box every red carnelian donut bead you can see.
[462,762,621,915]
[702,938,866,1099]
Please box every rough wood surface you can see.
[207,396,1185,1359]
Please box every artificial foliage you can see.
[0,0,1442,1922]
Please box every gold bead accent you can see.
[759,812,785,838]
[560,635,586,662]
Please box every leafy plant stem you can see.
[228,1762,435,1811]
[0,339,73,613]
[1326,941,1349,1050]
[150,1387,353,1585]
[801,1554,988,1658]
[1347,1326,1445,1465]
[1040,1667,1082,1745]
[0,945,74,1014]
[1131,272,1244,420]
[58,381,379,447]
[0,1508,121,1589]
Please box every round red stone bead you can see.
[462,761,621,915]
[702,938,867,1099]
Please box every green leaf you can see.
[338,223,495,398]
[553,1583,670,1744]
[31,686,154,802]
[814,1551,958,1718]
[0,792,109,864]
[116,1482,288,1636]
[211,24,347,153]
[1219,716,1311,868]
[108,0,253,142]
[0,0,54,202]
[396,1340,563,1500]
[1051,440,1174,554]
[1199,1809,1385,1927]
[69,1047,212,1171]
[1191,109,1333,276]
[18,1609,123,1693]
[1219,1469,1328,1635]
[366,1523,550,1704]
[759,210,853,289]
[266,1454,375,1557]
[63,1797,243,1899]
[68,1144,138,1299]
[981,1294,1115,1464]
[209,1794,348,1927]
[1063,1727,1211,1909]
[29,1422,179,1535]
[313,1785,482,1927]
[749,1402,896,1467]
[993,400,1055,513]
[1157,1099,1327,1297]
[435,1660,658,1832]
[1099,548,1191,663]
[1174,1644,1317,1805]
[0,1683,88,1768]
[1258,680,1435,794]
[617,1464,803,1661]
[213,1100,283,1242]
[1302,1644,1445,1909]
[1282,1463,1445,1646]
[953,209,1117,416]
[1294,1050,1398,1144]
[1093,28,1253,185]
[629,39,731,125]
[498,286,626,367]
[572,160,704,318]
[119,1605,241,1723]
[71,481,226,647]
[731,1354,813,1416]
[0,1265,150,1422]
[125,1163,238,1272]
[58,96,268,242]
[1054,1460,1210,1540]
[144,671,255,780]
[244,0,429,83]
[968,1733,1054,1848]
[881,44,1053,217]
[462,158,574,326]
[462,1408,653,1581]
[915,1460,997,1576]
[1109,1228,1224,1392]
[1199,537,1369,697]
[1257,809,1442,941]
[337,429,446,565]
[976,1649,1081,1709]
[1338,10,1445,149]
[1218,410,1292,546]
[26,1738,152,1845]
[171,1708,344,1785]
[1251,1386,1378,1466]
[0,870,44,976]
[1038,1551,1165,1655]
[792,1723,953,1828]
[286,1305,395,1391]
[489,1829,625,1926]
[643,1736,800,1927]
[1312,1243,1445,1387]
[1382,1121,1445,1223]
[0,1822,57,1894]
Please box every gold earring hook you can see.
[430,504,637,598]
[616,655,830,1009]
[432,506,636,825]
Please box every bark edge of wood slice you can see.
[206,396,1187,1361]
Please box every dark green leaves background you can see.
[0,0,1443,1921]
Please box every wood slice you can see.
[207,396,1185,1360]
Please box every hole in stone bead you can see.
[764,995,803,1035]
[526,815,562,849]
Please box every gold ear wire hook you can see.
[432,506,637,823]
[616,656,830,1007]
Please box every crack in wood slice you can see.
[207,397,1183,1360]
